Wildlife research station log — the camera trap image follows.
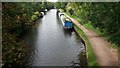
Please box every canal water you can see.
[24,9,87,66]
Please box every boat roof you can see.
[65,18,70,21]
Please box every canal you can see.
[24,9,87,66]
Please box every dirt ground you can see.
[66,15,119,66]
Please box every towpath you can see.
[66,14,118,66]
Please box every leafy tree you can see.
[2,2,48,67]
[64,2,120,46]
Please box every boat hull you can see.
[58,13,73,29]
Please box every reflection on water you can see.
[24,9,87,66]
[63,29,73,37]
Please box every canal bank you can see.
[58,12,97,66]
[74,25,97,66]
[65,13,118,66]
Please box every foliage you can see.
[64,2,120,46]
[54,2,67,12]
[46,2,55,10]
[2,2,48,66]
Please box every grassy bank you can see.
[65,11,119,48]
[74,25,98,66]
[63,12,98,66]
[83,22,119,49]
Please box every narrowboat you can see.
[58,13,73,29]
[40,12,44,18]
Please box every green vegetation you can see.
[2,2,54,67]
[65,13,98,66]
[83,22,103,36]
[74,25,98,66]
[55,2,120,46]
[3,2,120,67]
[54,2,67,11]
[55,2,120,66]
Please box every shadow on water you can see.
[63,29,73,37]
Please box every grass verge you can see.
[83,22,103,36]
[83,22,119,49]
[64,12,98,66]
[65,12,119,66]
[74,25,98,66]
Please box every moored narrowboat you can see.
[58,13,73,29]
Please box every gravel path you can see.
[66,15,118,66]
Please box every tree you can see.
[64,2,120,46]
[2,2,48,67]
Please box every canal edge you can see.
[64,13,89,65]
[65,14,98,66]
[73,25,89,66]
